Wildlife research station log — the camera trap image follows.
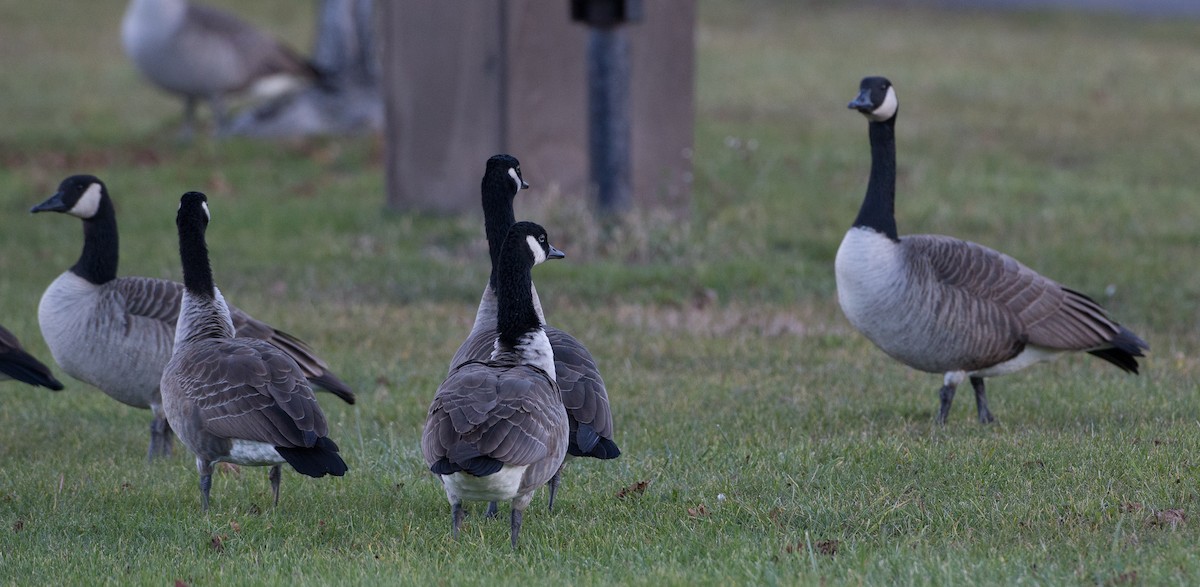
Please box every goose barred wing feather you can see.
[187,3,315,81]
[228,308,355,403]
[116,277,185,326]
[448,329,495,375]
[176,338,327,448]
[423,362,561,469]
[907,234,1125,352]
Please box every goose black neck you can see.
[177,218,214,298]
[482,176,517,288]
[853,118,899,241]
[494,247,540,349]
[70,196,119,284]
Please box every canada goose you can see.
[31,175,354,460]
[424,221,568,549]
[162,191,346,512]
[450,154,619,515]
[0,324,64,390]
[835,76,1149,424]
[121,0,318,136]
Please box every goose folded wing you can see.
[423,364,557,468]
[185,340,327,448]
[546,326,615,440]
[115,277,185,325]
[228,308,332,379]
[912,234,1120,351]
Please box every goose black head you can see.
[508,221,565,267]
[177,191,210,229]
[485,154,529,195]
[32,175,108,219]
[848,76,898,122]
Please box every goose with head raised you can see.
[162,191,347,512]
[31,175,354,460]
[835,76,1148,424]
[424,221,568,549]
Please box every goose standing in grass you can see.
[451,154,619,516]
[835,76,1148,424]
[31,175,354,460]
[424,221,569,549]
[121,0,319,137]
[0,325,64,390]
[162,191,347,512]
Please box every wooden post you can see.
[381,0,694,216]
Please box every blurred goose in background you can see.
[0,324,64,390]
[121,0,319,137]
[835,76,1148,424]
[424,221,568,549]
[163,191,347,512]
[451,154,619,516]
[31,175,354,460]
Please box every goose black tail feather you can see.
[430,456,504,477]
[307,371,357,405]
[276,437,348,478]
[568,424,621,460]
[0,358,64,390]
[1088,326,1149,374]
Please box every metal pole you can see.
[587,25,632,216]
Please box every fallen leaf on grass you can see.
[687,504,709,518]
[616,480,649,499]
[210,534,226,552]
[229,520,241,533]
[1119,502,1143,513]
[783,539,838,556]
[175,580,190,587]
[1150,509,1186,529]
[12,519,24,532]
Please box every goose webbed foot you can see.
[269,464,282,506]
[485,501,499,519]
[971,376,995,424]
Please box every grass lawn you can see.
[3,0,1200,584]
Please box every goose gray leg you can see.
[197,458,213,513]
[936,383,957,425]
[547,470,562,513]
[269,465,282,506]
[510,508,524,550]
[148,415,174,461]
[451,501,465,539]
[485,501,499,519]
[180,97,198,140]
[971,376,994,424]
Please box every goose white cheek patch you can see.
[69,183,104,219]
[201,201,210,221]
[869,86,898,122]
[508,168,524,192]
[527,235,547,265]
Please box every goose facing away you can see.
[162,191,347,512]
[834,76,1148,424]
[424,221,569,549]
[121,0,318,136]
[31,175,354,461]
[0,325,64,390]
[450,154,620,516]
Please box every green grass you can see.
[2,0,1200,584]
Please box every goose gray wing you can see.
[115,277,185,326]
[175,338,327,448]
[545,326,619,459]
[906,234,1124,353]
[0,325,64,390]
[185,3,314,82]
[423,362,561,469]
[228,308,356,404]
[448,330,495,373]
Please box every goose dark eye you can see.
[538,235,546,243]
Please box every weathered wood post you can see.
[381,0,694,216]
